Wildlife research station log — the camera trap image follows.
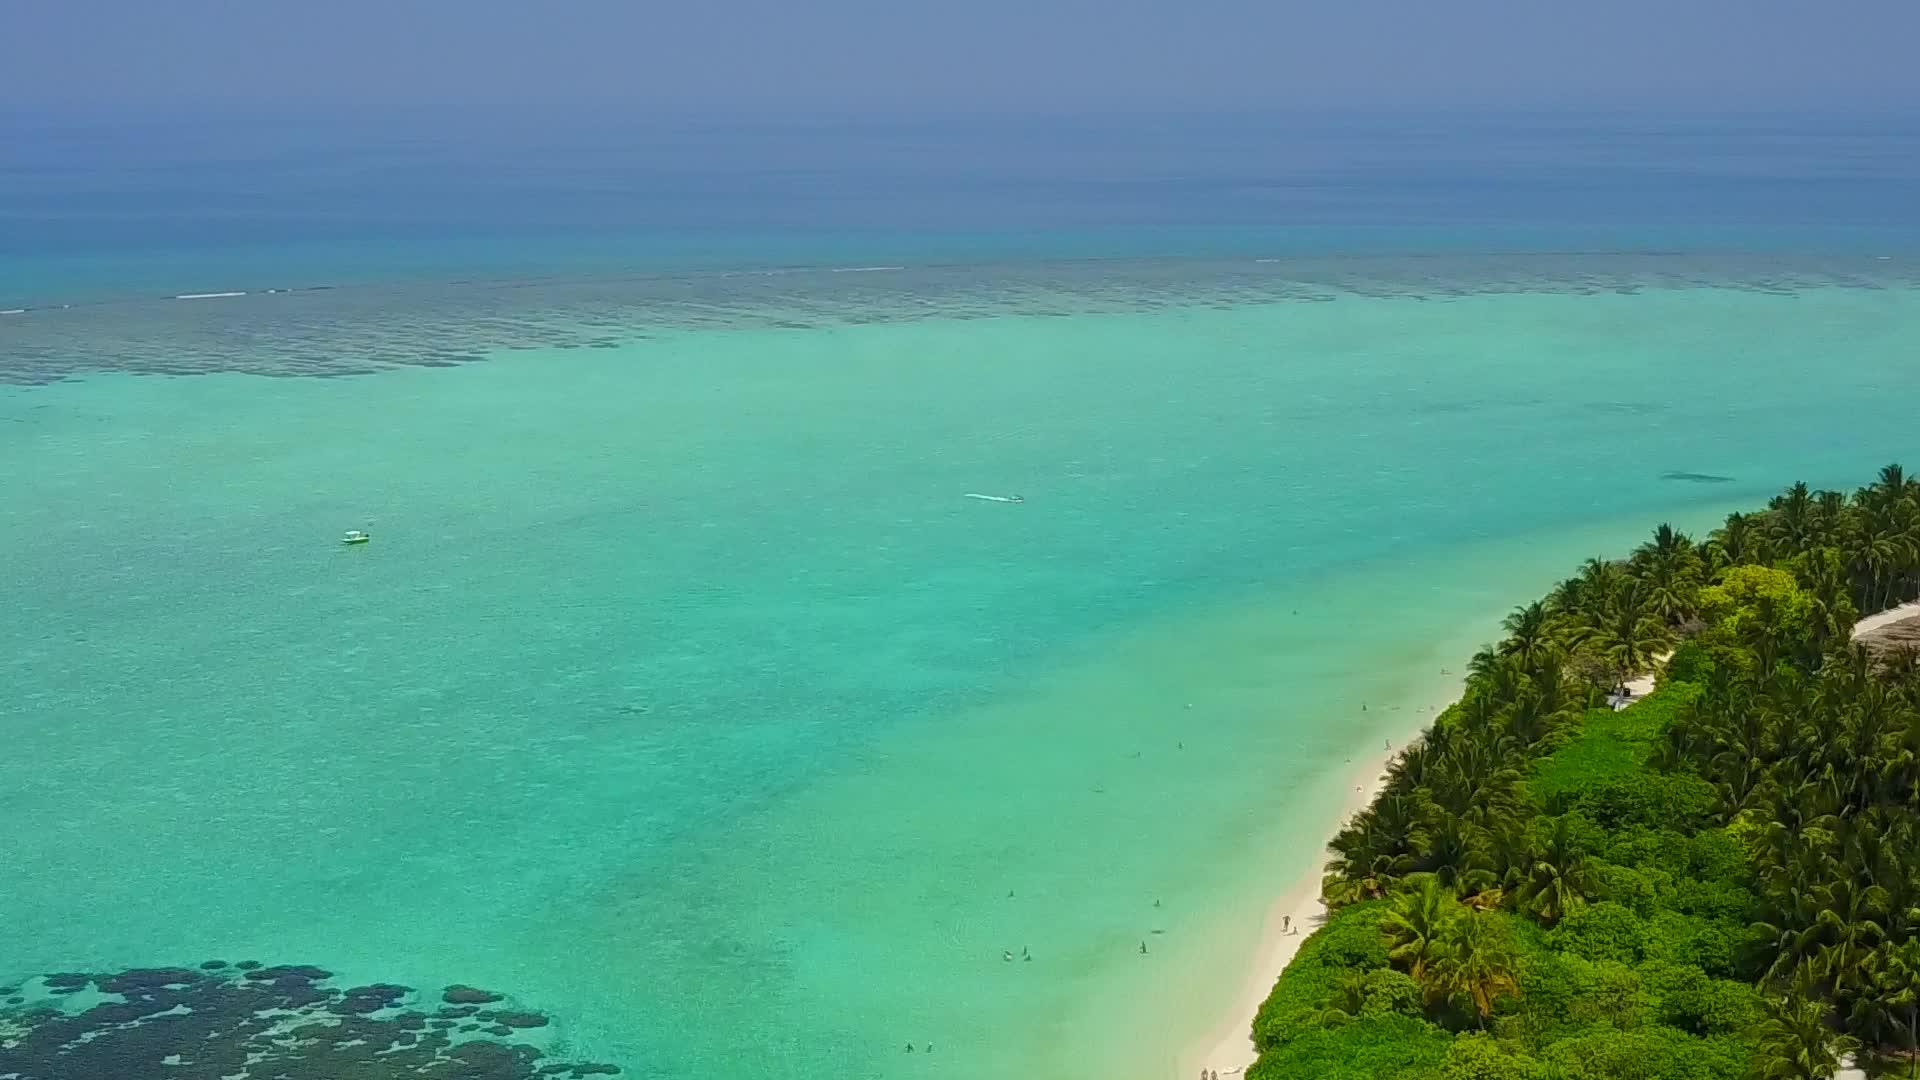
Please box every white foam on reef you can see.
[830,266,905,273]
[173,291,248,300]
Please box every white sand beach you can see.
[1185,707,1444,1077]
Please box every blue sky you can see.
[5,0,1918,115]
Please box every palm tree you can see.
[1812,490,1852,550]
[1852,940,1920,1080]
[1886,501,1919,599]
[1420,814,1497,896]
[1797,548,1861,652]
[1570,558,1628,619]
[1633,523,1703,598]
[1861,523,1915,614]
[1512,815,1599,924]
[1873,937,1920,1068]
[1575,582,1673,687]
[1502,689,1564,752]
[1709,511,1769,572]
[1867,464,1912,518]
[1642,557,1702,626]
[1467,645,1504,684]
[1325,809,1412,906]
[1500,601,1558,667]
[1752,884,1830,989]
[1473,659,1531,716]
[1811,876,1890,994]
[1313,971,1370,1028]
[1641,521,1694,562]
[1770,482,1821,555]
[1429,910,1522,1029]
[1753,995,1859,1080]
[1380,874,1462,983]
[1886,501,1920,606]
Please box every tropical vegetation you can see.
[1249,466,1920,1080]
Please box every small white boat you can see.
[963,493,1025,504]
[341,530,371,545]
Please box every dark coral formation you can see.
[4,253,1918,386]
[0,964,621,1080]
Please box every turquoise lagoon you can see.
[3,258,1919,1078]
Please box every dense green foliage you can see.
[1250,466,1920,1080]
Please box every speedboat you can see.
[341,530,371,545]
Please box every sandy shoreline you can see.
[1852,600,1920,639]
[1184,699,1451,1077]
[1186,598,1920,1078]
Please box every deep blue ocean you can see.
[6,110,1919,307]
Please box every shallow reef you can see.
[0,963,621,1080]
